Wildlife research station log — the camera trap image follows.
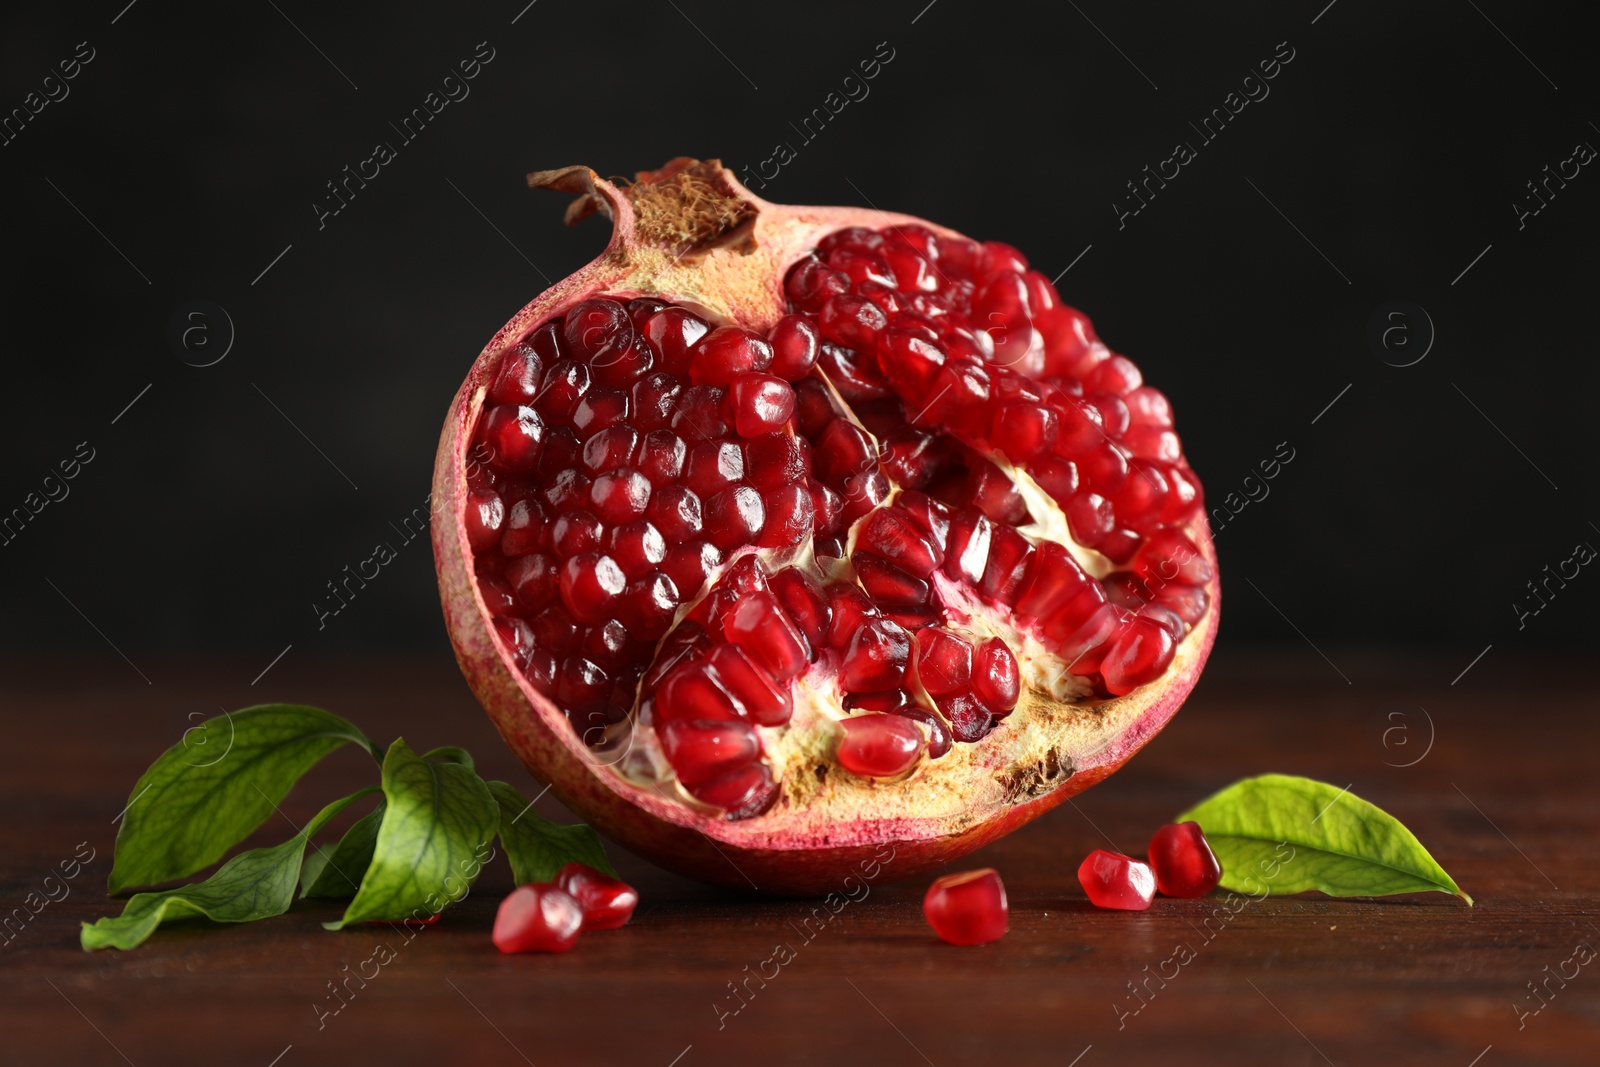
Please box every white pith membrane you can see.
[465,318,1210,824]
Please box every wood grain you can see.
[1,647,1595,1066]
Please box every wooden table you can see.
[3,647,1594,1066]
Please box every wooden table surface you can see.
[3,646,1595,1067]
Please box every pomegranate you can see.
[923,868,1008,946]
[555,862,639,930]
[1147,821,1222,898]
[433,159,1220,893]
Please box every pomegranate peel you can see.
[434,159,1219,894]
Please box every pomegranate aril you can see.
[836,715,924,778]
[826,583,880,648]
[965,461,1030,526]
[846,689,912,713]
[943,511,993,584]
[1147,822,1222,898]
[1083,353,1142,396]
[589,467,652,525]
[687,762,779,818]
[558,552,626,624]
[480,405,546,472]
[727,373,795,438]
[690,327,773,386]
[536,361,592,422]
[619,571,679,639]
[530,605,578,655]
[757,484,814,547]
[631,372,682,432]
[915,627,972,695]
[1064,491,1114,546]
[643,307,709,376]
[684,440,745,497]
[770,567,831,649]
[555,863,638,930]
[661,541,720,599]
[1111,461,1170,532]
[572,387,629,439]
[551,509,604,558]
[707,643,792,727]
[465,490,505,552]
[583,619,632,669]
[876,330,946,399]
[815,418,877,485]
[895,704,953,758]
[860,509,942,575]
[671,385,731,443]
[478,577,516,616]
[489,342,547,405]
[1078,850,1156,910]
[581,424,640,473]
[646,484,703,541]
[785,257,850,312]
[493,884,584,953]
[626,297,669,330]
[1100,615,1176,696]
[607,521,666,577]
[856,555,931,606]
[923,868,1007,946]
[657,661,746,723]
[506,553,557,614]
[767,314,821,380]
[841,617,912,692]
[977,526,1033,607]
[723,591,810,681]
[556,656,609,722]
[991,401,1057,461]
[1132,527,1212,587]
[542,468,591,513]
[840,469,891,523]
[743,432,806,494]
[936,690,992,743]
[659,719,761,787]
[643,620,712,689]
[702,486,765,549]
[819,293,888,350]
[535,426,581,478]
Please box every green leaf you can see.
[301,800,386,899]
[488,780,616,884]
[82,788,378,951]
[1177,774,1472,903]
[421,746,476,772]
[109,704,381,894]
[326,740,498,929]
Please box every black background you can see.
[2,0,1595,667]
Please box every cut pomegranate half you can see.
[434,159,1220,893]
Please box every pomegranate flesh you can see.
[434,159,1220,892]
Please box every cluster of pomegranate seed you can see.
[465,221,1211,819]
[921,823,1220,944]
[1079,821,1222,910]
[492,863,638,954]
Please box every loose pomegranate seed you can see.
[493,884,584,953]
[836,714,924,778]
[554,862,639,930]
[1147,821,1222,898]
[1077,849,1156,910]
[923,868,1008,946]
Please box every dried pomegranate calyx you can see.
[434,159,1220,893]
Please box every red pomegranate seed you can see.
[618,572,678,639]
[645,484,702,541]
[689,327,773,386]
[550,508,603,559]
[661,541,721,600]
[923,868,1008,946]
[501,497,549,556]
[841,618,912,692]
[480,405,546,471]
[631,372,682,432]
[581,424,639,473]
[687,762,779,817]
[818,293,887,350]
[1147,821,1222,898]
[506,553,557,613]
[915,627,972,695]
[489,342,547,405]
[860,509,942,576]
[571,387,629,439]
[1132,527,1212,587]
[589,467,652,525]
[836,714,924,778]
[707,643,792,726]
[493,883,584,953]
[702,486,765,549]
[1100,615,1176,696]
[684,440,745,497]
[936,690,992,743]
[607,521,666,578]
[728,373,795,437]
[536,362,591,422]
[658,719,760,786]
[743,432,806,493]
[856,555,931,605]
[767,314,820,380]
[671,385,731,443]
[465,490,505,552]
[977,526,1033,606]
[770,566,831,649]
[972,638,1020,714]
[1077,849,1156,910]
[656,660,745,723]
[723,591,809,681]
[1083,353,1142,396]
[784,257,850,312]
[895,704,953,758]
[642,307,710,377]
[554,862,638,930]
[943,510,993,584]
[757,484,815,547]
[558,553,625,624]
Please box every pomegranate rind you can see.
[433,160,1220,894]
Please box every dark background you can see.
[2,0,1595,669]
